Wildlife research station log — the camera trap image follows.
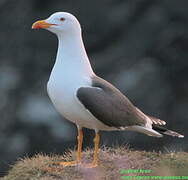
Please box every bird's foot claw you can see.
[42,161,81,172]
[82,161,98,168]
[59,160,80,167]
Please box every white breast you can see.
[46,32,115,131]
[47,69,88,121]
[47,71,115,131]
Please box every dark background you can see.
[0,0,188,176]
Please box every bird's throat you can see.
[53,33,94,77]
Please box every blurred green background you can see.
[0,0,187,176]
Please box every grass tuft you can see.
[2,146,188,180]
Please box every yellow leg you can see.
[84,132,100,168]
[92,132,100,166]
[60,128,83,166]
[76,129,83,162]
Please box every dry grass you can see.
[1,146,188,180]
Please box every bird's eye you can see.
[60,17,65,21]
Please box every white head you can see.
[32,12,81,36]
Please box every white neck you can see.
[50,31,94,79]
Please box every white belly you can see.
[47,75,114,131]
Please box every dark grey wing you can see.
[77,76,146,128]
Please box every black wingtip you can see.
[163,130,184,138]
[152,125,184,138]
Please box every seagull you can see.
[32,12,184,168]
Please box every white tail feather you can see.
[121,125,163,138]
